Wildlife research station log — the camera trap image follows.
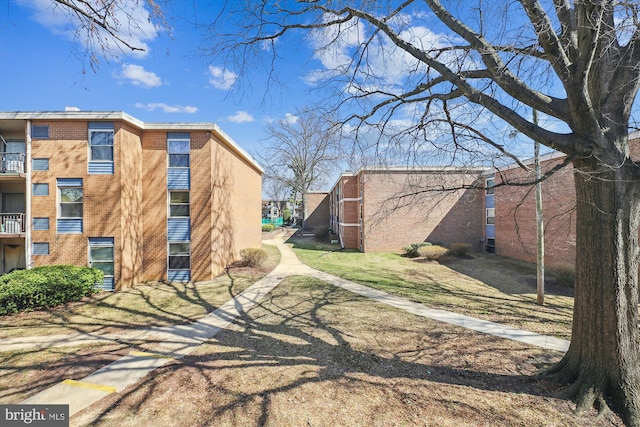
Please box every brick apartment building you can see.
[493,132,640,270]
[327,167,487,252]
[317,132,634,271]
[0,111,263,290]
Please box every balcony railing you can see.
[2,153,25,174]
[0,214,25,234]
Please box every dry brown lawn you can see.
[71,278,622,427]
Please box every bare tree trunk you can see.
[301,191,308,230]
[547,158,640,424]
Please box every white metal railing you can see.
[0,214,25,234]
[2,153,25,174]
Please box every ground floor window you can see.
[168,241,191,282]
[486,237,496,254]
[89,237,114,290]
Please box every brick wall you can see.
[208,136,262,276]
[118,123,144,287]
[24,115,262,289]
[493,137,640,270]
[361,170,484,252]
[495,156,577,269]
[305,192,330,231]
[141,130,168,282]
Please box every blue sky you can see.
[0,0,574,187]
[0,0,319,160]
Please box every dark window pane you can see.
[169,255,190,269]
[170,205,190,217]
[169,242,190,255]
[170,192,189,203]
[91,146,113,161]
[92,262,114,275]
[90,246,113,261]
[169,154,189,167]
[91,131,114,145]
[61,204,83,218]
[168,140,190,154]
[32,125,49,138]
[60,188,83,202]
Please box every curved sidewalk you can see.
[6,235,568,416]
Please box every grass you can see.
[72,278,620,427]
[0,237,624,424]
[0,244,280,339]
[288,237,574,340]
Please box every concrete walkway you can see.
[5,234,569,416]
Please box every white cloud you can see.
[134,103,198,114]
[18,0,159,58]
[208,65,238,90]
[283,113,299,125]
[119,64,162,88]
[227,111,254,123]
[305,12,458,91]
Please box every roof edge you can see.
[0,111,263,174]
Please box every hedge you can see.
[0,265,103,315]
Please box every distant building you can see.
[0,111,263,290]
[327,167,486,252]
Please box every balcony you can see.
[0,214,25,235]
[1,153,25,175]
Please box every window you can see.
[88,122,114,162]
[33,217,49,230]
[60,186,83,218]
[168,138,190,167]
[486,208,495,225]
[485,177,495,195]
[485,238,496,254]
[169,242,190,270]
[57,179,83,234]
[89,238,114,276]
[32,158,49,171]
[169,191,190,217]
[32,125,49,139]
[33,183,49,196]
[33,242,49,255]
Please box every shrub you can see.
[262,223,275,232]
[0,265,103,316]
[418,245,449,261]
[240,248,268,268]
[448,243,472,257]
[314,226,330,241]
[403,242,432,258]
[551,265,575,288]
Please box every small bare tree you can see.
[257,108,340,229]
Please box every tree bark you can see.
[547,158,640,424]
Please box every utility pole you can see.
[533,109,545,305]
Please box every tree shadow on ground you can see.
[73,278,620,427]
[0,248,279,404]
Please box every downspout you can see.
[25,120,32,269]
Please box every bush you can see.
[418,245,449,261]
[551,265,575,288]
[262,223,275,232]
[403,242,432,258]
[0,265,103,316]
[240,248,268,268]
[448,243,472,257]
[314,226,330,241]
